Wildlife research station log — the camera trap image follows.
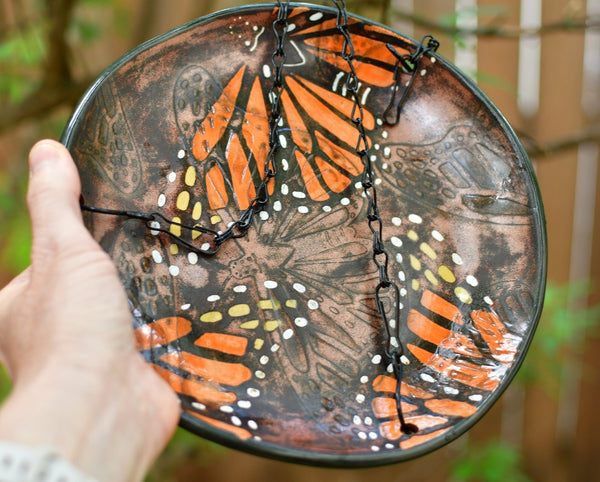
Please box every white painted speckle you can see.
[169,265,180,276]
[273,200,282,211]
[322,205,332,212]
[391,216,402,226]
[356,394,365,403]
[353,415,362,425]
[259,211,269,221]
[360,376,368,384]
[234,285,247,293]
[167,172,176,182]
[264,280,278,289]
[177,149,186,159]
[181,303,191,310]
[466,275,479,287]
[421,373,435,383]
[248,420,258,430]
[283,328,294,340]
[220,405,234,413]
[207,295,220,302]
[295,317,308,327]
[308,299,319,310]
[432,230,444,241]
[238,400,252,409]
[391,236,403,247]
[231,416,242,426]
[247,387,261,398]
[157,194,166,207]
[151,250,163,264]
[260,355,269,365]
[358,432,367,440]
[371,354,382,364]
[484,296,494,305]
[452,253,463,265]
[292,191,306,199]
[298,206,309,214]
[270,344,279,353]
[293,283,306,293]
[469,394,483,402]
[408,213,423,224]
[188,252,198,265]
[340,197,350,206]
[444,386,459,395]
[191,402,206,411]
[263,64,271,78]
[281,184,289,195]
[255,370,266,379]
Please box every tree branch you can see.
[0,77,94,134]
[521,124,600,159]
[42,0,76,89]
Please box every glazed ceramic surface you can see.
[62,3,546,466]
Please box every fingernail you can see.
[29,141,62,175]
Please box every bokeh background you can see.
[1,0,599,480]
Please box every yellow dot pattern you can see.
[438,265,456,283]
[176,191,190,211]
[200,311,223,323]
[192,202,202,220]
[170,217,182,237]
[229,304,251,317]
[184,166,196,186]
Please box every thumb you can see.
[27,140,89,257]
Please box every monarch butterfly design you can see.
[63,4,546,466]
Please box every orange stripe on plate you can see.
[133,316,192,351]
[314,156,351,193]
[286,76,361,148]
[424,398,477,418]
[226,133,256,210]
[295,150,329,201]
[280,90,313,152]
[421,289,464,325]
[189,412,252,440]
[407,309,481,358]
[242,76,273,195]
[195,333,248,356]
[399,428,450,450]
[315,131,362,176]
[372,375,434,399]
[160,351,251,386]
[408,344,500,391]
[471,310,517,364]
[205,164,228,209]
[152,365,237,406]
[379,415,447,441]
[372,397,417,418]
[192,66,244,162]
[295,75,375,130]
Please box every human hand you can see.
[0,140,180,481]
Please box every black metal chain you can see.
[81,0,291,256]
[333,0,418,435]
[383,34,439,126]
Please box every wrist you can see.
[0,354,175,482]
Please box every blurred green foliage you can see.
[517,280,600,393]
[450,439,530,482]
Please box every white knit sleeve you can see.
[0,441,97,482]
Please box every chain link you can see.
[383,34,439,125]
[333,0,418,434]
